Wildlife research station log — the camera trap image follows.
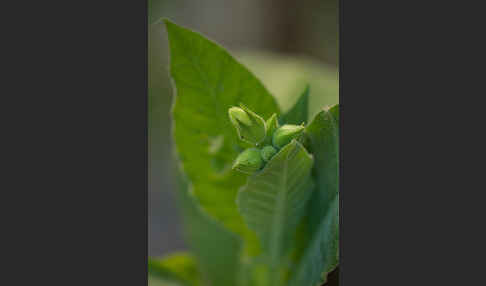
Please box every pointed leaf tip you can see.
[262,113,279,145]
[281,85,310,125]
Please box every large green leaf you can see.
[164,19,280,254]
[289,105,339,286]
[175,171,242,286]
[149,252,200,286]
[237,140,314,286]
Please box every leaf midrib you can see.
[270,151,288,262]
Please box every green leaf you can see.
[164,19,280,255]
[288,195,339,286]
[280,85,309,125]
[305,105,339,228]
[149,253,200,286]
[237,140,314,285]
[175,171,242,286]
[289,105,339,286]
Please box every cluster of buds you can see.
[229,105,304,174]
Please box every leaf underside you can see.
[237,140,314,285]
[165,19,280,255]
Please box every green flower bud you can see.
[228,106,252,126]
[262,113,279,145]
[260,145,277,162]
[272,124,305,149]
[232,147,264,174]
[228,105,266,145]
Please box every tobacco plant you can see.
[149,20,339,286]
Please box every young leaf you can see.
[237,140,314,285]
[280,85,309,125]
[236,53,338,120]
[305,105,339,228]
[289,104,339,286]
[164,19,280,254]
[149,253,200,286]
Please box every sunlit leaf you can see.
[165,19,280,256]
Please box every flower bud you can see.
[272,124,305,149]
[262,113,279,145]
[232,147,264,174]
[228,106,252,126]
[228,105,266,145]
[260,145,277,162]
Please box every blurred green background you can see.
[149,0,339,257]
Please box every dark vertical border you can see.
[4,0,150,284]
[339,0,343,285]
[144,0,149,284]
